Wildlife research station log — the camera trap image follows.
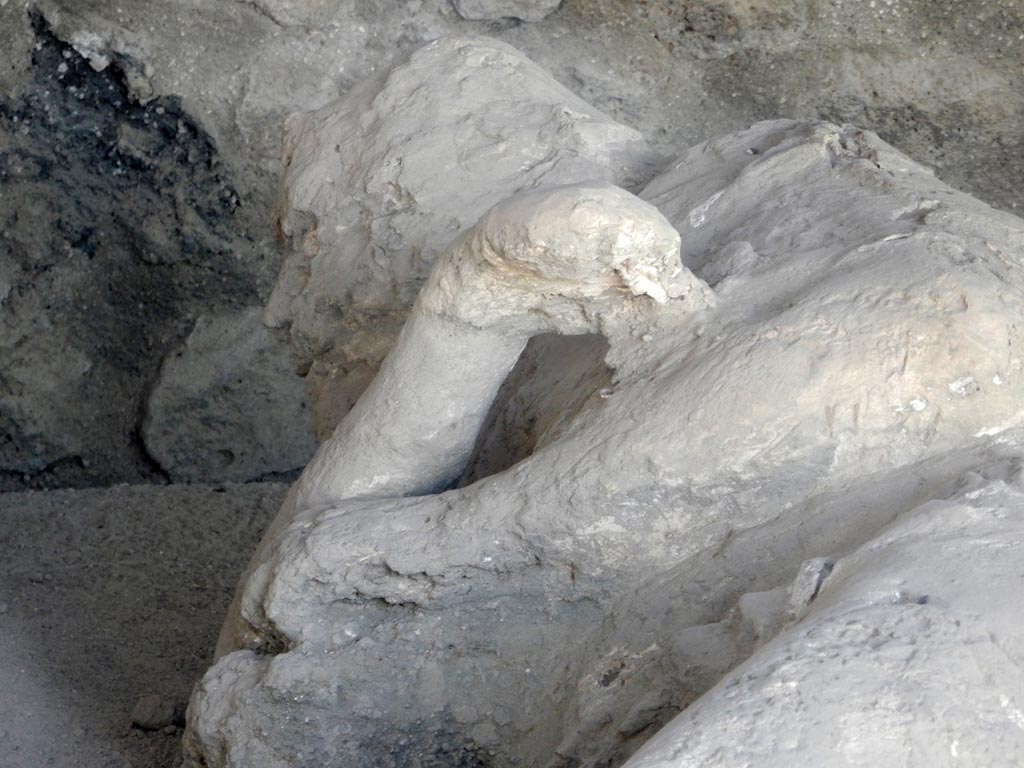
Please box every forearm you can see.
[294,310,528,509]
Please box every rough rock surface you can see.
[0,1,34,98]
[143,309,315,483]
[0,15,278,490]
[268,35,662,438]
[130,693,178,731]
[3,0,1023,488]
[452,0,562,23]
[20,0,1024,214]
[0,482,285,768]
[185,114,1024,767]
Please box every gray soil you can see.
[0,483,286,767]
[0,15,279,492]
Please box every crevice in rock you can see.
[229,0,311,30]
[130,419,171,485]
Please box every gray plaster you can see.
[184,51,1024,765]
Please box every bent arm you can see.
[294,313,528,508]
[293,181,696,511]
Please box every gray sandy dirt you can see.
[0,483,286,768]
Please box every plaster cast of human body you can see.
[185,40,1024,768]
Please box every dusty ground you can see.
[0,483,286,768]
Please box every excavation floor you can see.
[0,483,286,768]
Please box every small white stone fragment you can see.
[949,376,979,397]
[687,190,725,228]
[787,557,835,619]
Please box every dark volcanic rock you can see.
[0,15,279,490]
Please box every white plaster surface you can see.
[624,470,1024,767]
[266,35,663,438]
